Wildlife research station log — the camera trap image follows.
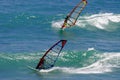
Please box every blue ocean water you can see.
[0,0,120,80]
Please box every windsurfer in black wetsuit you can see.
[62,15,69,29]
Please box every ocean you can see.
[0,0,120,80]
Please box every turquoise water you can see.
[0,0,120,80]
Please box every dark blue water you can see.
[0,0,120,80]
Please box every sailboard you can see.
[36,40,67,70]
[27,66,39,72]
[61,0,87,29]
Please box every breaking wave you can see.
[0,48,120,74]
[41,51,120,74]
[52,13,120,31]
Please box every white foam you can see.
[51,13,120,31]
[40,67,59,73]
[76,13,120,30]
[51,20,64,29]
[88,47,95,51]
[39,52,120,74]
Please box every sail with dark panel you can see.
[36,40,67,70]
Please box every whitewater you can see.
[52,13,120,31]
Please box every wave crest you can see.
[52,13,120,31]
[40,52,120,74]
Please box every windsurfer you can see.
[36,58,45,69]
[62,15,69,29]
[39,58,45,69]
[82,0,87,4]
[61,0,87,29]
[36,40,67,70]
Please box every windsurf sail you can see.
[36,40,67,70]
[61,0,87,29]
